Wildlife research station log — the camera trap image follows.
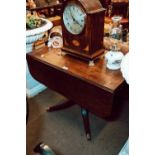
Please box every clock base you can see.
[61,46,104,63]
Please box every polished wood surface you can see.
[27,47,127,139]
[27,46,125,117]
[27,47,124,92]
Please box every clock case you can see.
[61,0,106,62]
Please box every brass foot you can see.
[89,60,95,67]
[86,133,91,140]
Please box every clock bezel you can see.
[62,1,87,36]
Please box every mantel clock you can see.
[61,0,106,65]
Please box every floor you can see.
[26,88,129,155]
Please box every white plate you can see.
[121,53,129,84]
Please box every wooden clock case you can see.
[61,0,106,62]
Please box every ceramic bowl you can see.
[26,18,53,53]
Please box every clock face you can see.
[63,3,86,35]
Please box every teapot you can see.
[105,45,124,70]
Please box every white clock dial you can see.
[63,3,86,35]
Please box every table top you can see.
[27,46,124,93]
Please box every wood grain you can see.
[28,47,124,92]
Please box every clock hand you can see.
[69,8,82,27]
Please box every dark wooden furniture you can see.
[100,0,129,29]
[61,0,106,63]
[27,0,63,17]
[26,47,127,140]
[111,2,129,18]
[99,0,111,15]
[99,0,129,18]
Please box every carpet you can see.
[26,88,129,155]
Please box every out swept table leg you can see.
[81,107,91,140]
[46,100,75,112]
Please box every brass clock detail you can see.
[61,0,106,66]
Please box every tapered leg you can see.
[81,108,91,140]
[46,100,75,112]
